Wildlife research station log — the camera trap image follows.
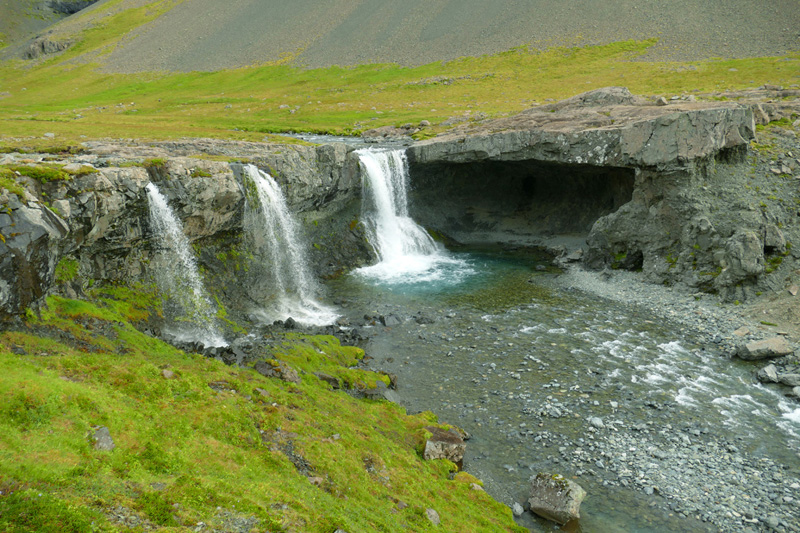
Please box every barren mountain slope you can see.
[78,0,800,71]
[0,0,63,47]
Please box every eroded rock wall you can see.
[0,140,370,323]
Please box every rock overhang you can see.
[407,87,756,172]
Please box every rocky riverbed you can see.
[325,250,800,532]
[543,267,800,532]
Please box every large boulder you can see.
[24,36,72,59]
[528,473,587,525]
[736,337,794,361]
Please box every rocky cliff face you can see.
[0,140,371,324]
[406,87,800,300]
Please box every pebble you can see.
[589,417,605,428]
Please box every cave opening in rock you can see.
[407,159,636,246]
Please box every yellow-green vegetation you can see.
[143,158,168,169]
[0,168,27,199]
[53,257,79,284]
[1,164,69,184]
[0,7,798,145]
[0,290,524,532]
[189,168,212,178]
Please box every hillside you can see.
[0,0,98,50]
[3,0,800,71]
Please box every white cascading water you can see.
[145,183,226,347]
[242,164,337,326]
[355,148,469,284]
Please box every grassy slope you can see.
[0,0,798,147]
[0,288,523,532]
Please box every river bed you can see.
[326,247,800,532]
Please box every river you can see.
[326,246,800,531]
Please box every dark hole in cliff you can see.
[407,160,635,245]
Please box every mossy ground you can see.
[0,288,524,532]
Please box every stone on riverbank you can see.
[780,374,800,387]
[423,426,466,464]
[736,337,794,360]
[757,364,780,383]
[528,473,586,525]
[91,426,115,451]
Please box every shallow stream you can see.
[326,247,800,532]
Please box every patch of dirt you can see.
[743,290,800,343]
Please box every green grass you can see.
[0,168,27,199]
[53,257,79,283]
[1,13,798,145]
[0,291,524,532]
[2,164,69,184]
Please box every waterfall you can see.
[355,148,468,284]
[241,164,337,326]
[145,183,226,347]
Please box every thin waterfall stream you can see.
[354,148,472,284]
[145,183,226,347]
[242,164,338,326]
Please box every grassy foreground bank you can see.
[0,288,524,532]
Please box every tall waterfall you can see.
[146,183,226,347]
[355,148,467,284]
[242,164,337,326]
